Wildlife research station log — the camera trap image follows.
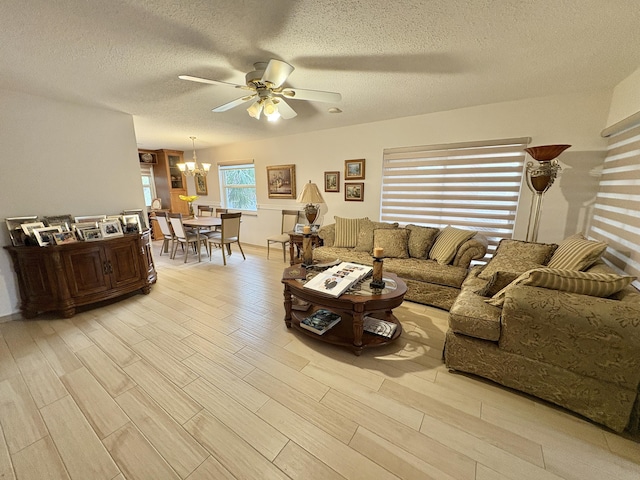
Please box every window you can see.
[381,137,530,257]
[140,164,156,207]
[589,113,640,289]
[218,163,257,211]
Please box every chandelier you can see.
[177,136,211,176]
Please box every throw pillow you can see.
[547,233,607,271]
[334,216,368,248]
[486,267,635,307]
[428,226,477,265]
[406,224,439,258]
[475,271,520,297]
[373,228,409,258]
[353,219,399,252]
[317,223,335,247]
[478,239,557,280]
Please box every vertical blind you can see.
[381,137,530,257]
[589,117,640,289]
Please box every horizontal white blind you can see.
[589,121,640,289]
[382,137,530,257]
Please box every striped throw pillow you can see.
[547,233,607,271]
[486,268,635,306]
[334,216,367,248]
[428,226,477,265]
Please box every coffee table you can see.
[282,269,407,355]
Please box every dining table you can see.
[182,216,222,262]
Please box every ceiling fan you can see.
[179,59,342,121]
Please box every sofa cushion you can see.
[388,258,469,288]
[449,287,502,341]
[334,216,367,248]
[487,267,636,306]
[478,239,557,280]
[373,228,409,258]
[547,233,607,271]
[475,271,520,297]
[317,223,335,247]
[353,219,398,253]
[406,224,439,258]
[429,226,477,265]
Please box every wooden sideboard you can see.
[4,230,157,318]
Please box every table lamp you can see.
[297,180,325,224]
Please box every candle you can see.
[303,225,311,234]
[373,247,384,258]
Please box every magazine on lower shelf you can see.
[300,309,341,335]
[363,316,398,339]
[303,262,373,298]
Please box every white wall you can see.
[195,91,611,247]
[0,89,145,318]
[607,66,640,126]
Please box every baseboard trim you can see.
[0,312,22,323]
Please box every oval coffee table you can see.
[282,270,407,355]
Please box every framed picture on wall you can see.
[195,173,208,195]
[324,171,340,192]
[345,159,365,180]
[266,164,297,199]
[345,182,364,201]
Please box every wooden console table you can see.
[288,232,323,265]
[5,230,157,318]
[282,269,407,355]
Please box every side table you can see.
[288,232,323,265]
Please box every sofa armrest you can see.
[501,285,640,390]
[452,234,488,268]
[317,223,335,247]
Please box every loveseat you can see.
[444,235,640,433]
[312,217,488,310]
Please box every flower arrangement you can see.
[178,195,199,216]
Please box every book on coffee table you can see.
[300,309,341,335]
[303,262,373,297]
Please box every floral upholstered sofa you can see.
[312,217,488,310]
[444,235,640,433]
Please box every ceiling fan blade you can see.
[178,75,250,90]
[261,59,294,88]
[274,98,297,119]
[279,87,341,103]
[212,94,257,112]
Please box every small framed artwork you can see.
[43,214,73,231]
[99,220,124,238]
[345,159,365,180]
[33,226,63,246]
[21,221,46,236]
[267,164,297,199]
[324,171,340,192]
[195,173,208,195]
[122,214,141,234]
[53,231,78,245]
[5,216,38,246]
[83,228,103,242]
[345,182,364,202]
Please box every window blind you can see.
[381,137,530,257]
[589,119,640,289]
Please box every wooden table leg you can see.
[283,284,293,328]
[289,240,295,265]
[352,305,365,356]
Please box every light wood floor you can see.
[1,241,639,480]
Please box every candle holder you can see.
[302,233,313,266]
[370,257,385,290]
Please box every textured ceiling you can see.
[1,0,639,151]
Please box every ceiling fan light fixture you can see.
[247,100,263,119]
[263,98,279,118]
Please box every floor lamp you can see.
[524,144,571,242]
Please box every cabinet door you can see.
[62,245,111,297]
[168,154,185,189]
[170,191,190,215]
[105,239,142,289]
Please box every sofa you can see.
[312,217,488,310]
[444,235,640,433]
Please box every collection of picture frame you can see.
[323,159,366,201]
[5,210,148,247]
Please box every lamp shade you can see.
[297,181,325,204]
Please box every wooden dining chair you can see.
[197,205,214,216]
[267,210,301,262]
[154,212,175,256]
[168,213,208,263]
[206,212,245,265]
